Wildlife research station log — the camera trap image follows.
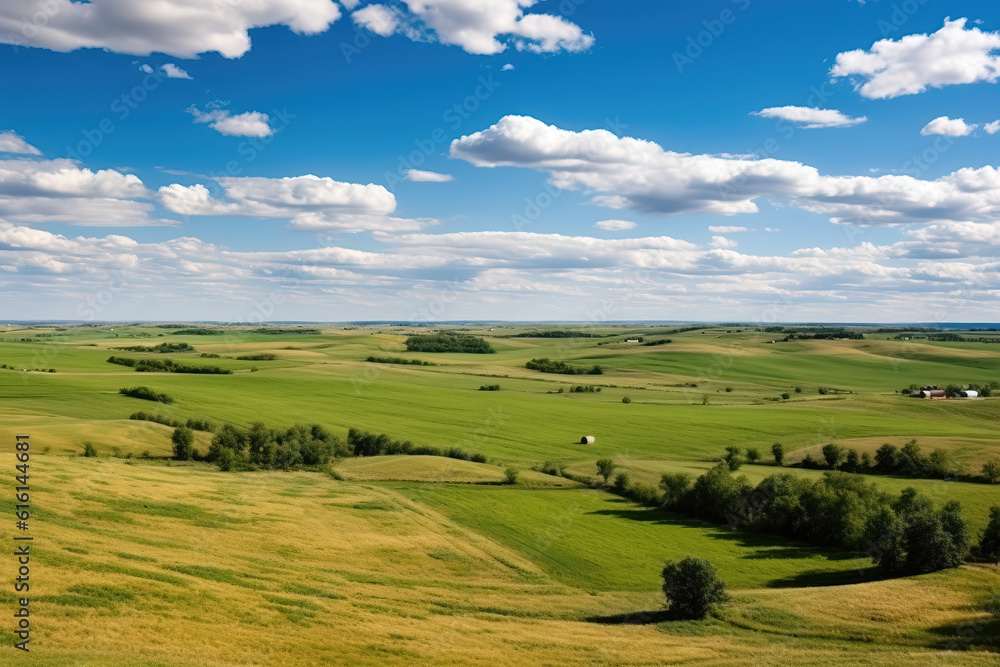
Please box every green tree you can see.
[661,556,729,620]
[659,472,692,509]
[822,443,844,469]
[613,471,630,494]
[983,459,1000,484]
[875,443,899,473]
[745,448,760,464]
[596,458,617,484]
[864,507,905,571]
[171,426,196,461]
[504,468,519,485]
[771,443,784,465]
[723,446,743,471]
[978,506,1000,562]
[841,449,861,473]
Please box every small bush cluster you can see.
[479,384,501,391]
[129,412,216,432]
[235,353,277,361]
[525,358,603,375]
[569,385,601,393]
[119,386,173,404]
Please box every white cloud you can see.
[352,4,400,36]
[708,225,749,233]
[187,105,273,138]
[920,116,978,137]
[502,63,515,71]
[450,114,1000,226]
[831,18,1000,99]
[138,64,154,74]
[751,106,866,129]
[0,131,41,155]
[347,0,593,55]
[765,227,780,233]
[985,120,1000,135]
[0,158,165,226]
[403,169,453,182]
[594,219,636,231]
[709,236,738,249]
[160,63,192,79]
[159,175,430,232]
[0,0,341,58]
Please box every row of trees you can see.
[107,356,233,374]
[347,428,487,462]
[525,358,603,375]
[111,342,195,353]
[119,386,173,404]
[404,333,495,354]
[130,411,215,432]
[366,356,436,366]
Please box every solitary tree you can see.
[596,458,617,484]
[504,468,519,485]
[661,556,729,619]
[171,426,196,461]
[745,448,761,464]
[822,443,844,469]
[771,443,784,465]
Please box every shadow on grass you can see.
[587,609,674,625]
[929,618,1000,652]
[588,505,893,589]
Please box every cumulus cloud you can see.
[920,116,978,137]
[594,220,637,231]
[159,175,430,232]
[138,64,154,74]
[709,236,738,249]
[450,114,1000,226]
[0,131,41,155]
[831,18,1000,99]
[347,0,594,55]
[160,63,192,79]
[403,169,453,182]
[752,106,866,129]
[187,105,273,138]
[352,4,400,36]
[502,63,515,71]
[985,120,1000,135]
[0,0,341,58]
[0,158,166,226]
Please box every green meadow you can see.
[1,323,999,665]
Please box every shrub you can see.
[745,448,760,464]
[596,458,617,484]
[119,386,173,404]
[983,460,1000,484]
[781,393,790,400]
[661,557,729,619]
[660,472,692,509]
[479,384,501,391]
[82,442,99,457]
[622,396,632,404]
[613,472,630,494]
[504,468,519,485]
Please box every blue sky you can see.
[1,0,999,322]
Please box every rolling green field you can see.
[1,323,999,665]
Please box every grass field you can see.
[1,323,999,665]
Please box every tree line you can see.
[525,358,603,375]
[588,458,1000,572]
[366,355,436,366]
[111,342,195,353]
[107,356,232,374]
[130,411,216,432]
